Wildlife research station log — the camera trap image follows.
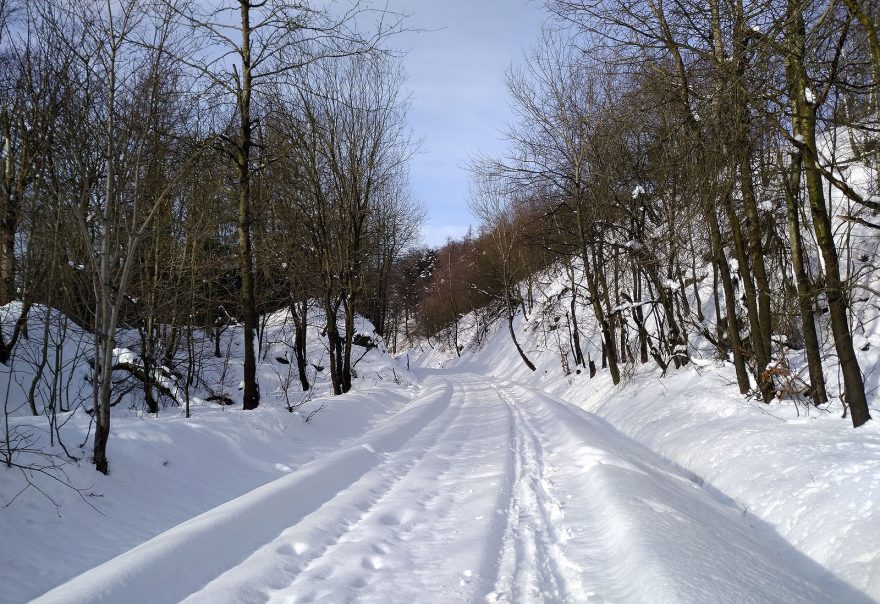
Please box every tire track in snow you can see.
[272,378,518,602]
[37,372,862,604]
[492,379,862,604]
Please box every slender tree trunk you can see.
[0,113,19,305]
[731,2,773,382]
[590,244,621,384]
[564,260,585,366]
[324,291,342,396]
[141,319,158,414]
[93,38,118,475]
[706,204,751,394]
[783,151,828,405]
[723,191,771,399]
[291,299,310,392]
[238,1,259,410]
[787,0,869,427]
[575,201,620,383]
[569,294,585,367]
[586,267,619,383]
[342,294,354,393]
[633,268,649,364]
[0,215,14,304]
[505,285,535,371]
[739,161,773,373]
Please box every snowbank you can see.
[0,305,416,602]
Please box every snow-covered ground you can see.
[3,266,880,601]
[0,305,417,602]
[408,267,880,600]
[27,371,872,604]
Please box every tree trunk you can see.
[739,161,773,376]
[633,269,649,364]
[239,1,259,410]
[569,290,585,367]
[723,191,771,400]
[342,295,354,393]
[506,291,535,371]
[731,5,773,385]
[291,299,310,392]
[706,203,751,394]
[0,112,19,306]
[576,202,620,384]
[783,152,828,405]
[787,0,869,427]
[0,214,15,305]
[325,291,343,396]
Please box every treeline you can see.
[401,0,879,428]
[0,0,419,472]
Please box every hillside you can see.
[410,260,880,597]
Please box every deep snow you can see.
[0,305,417,602]
[28,373,872,604]
[3,267,880,602]
[410,266,880,600]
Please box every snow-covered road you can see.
[35,373,871,603]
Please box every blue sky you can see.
[381,1,546,247]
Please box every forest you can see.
[3,1,880,602]
[1,0,421,474]
[405,0,879,428]
[1,0,878,479]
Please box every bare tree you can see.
[469,177,537,371]
[171,0,403,408]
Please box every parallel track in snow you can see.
[488,382,584,603]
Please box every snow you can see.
[33,380,452,604]
[582,365,880,598]
[4,135,880,601]
[27,372,870,604]
[0,304,415,602]
[1,290,879,602]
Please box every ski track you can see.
[487,383,583,603]
[35,372,875,604]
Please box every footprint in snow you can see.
[277,542,309,556]
[361,556,384,570]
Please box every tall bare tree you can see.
[171,0,402,408]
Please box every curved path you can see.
[36,373,869,603]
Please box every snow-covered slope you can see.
[411,262,880,598]
[0,305,415,602]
